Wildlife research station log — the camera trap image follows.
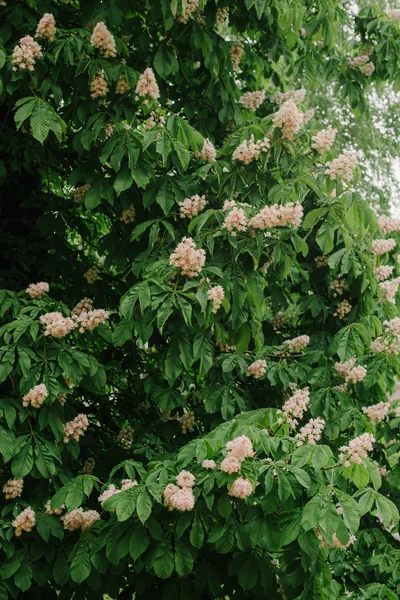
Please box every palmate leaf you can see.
[14,98,66,144]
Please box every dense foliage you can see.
[1,1,400,599]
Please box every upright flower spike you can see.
[26,282,49,298]
[325,151,358,181]
[135,68,160,101]
[11,36,42,71]
[12,507,36,536]
[90,22,117,58]
[35,14,56,41]
[238,90,266,111]
[169,237,206,277]
[22,383,48,408]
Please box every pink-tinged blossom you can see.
[12,36,42,71]
[349,52,370,69]
[372,238,396,255]
[207,285,225,312]
[226,436,255,460]
[272,100,305,140]
[2,478,23,500]
[163,483,195,511]
[384,317,400,335]
[90,22,117,58]
[202,459,217,470]
[195,138,217,162]
[229,477,253,499]
[335,357,367,383]
[179,194,207,219]
[330,277,346,297]
[232,135,269,163]
[40,312,76,338]
[169,237,206,277]
[325,151,358,181]
[249,203,303,230]
[180,411,195,433]
[378,216,400,233]
[379,277,400,302]
[12,507,35,536]
[334,299,352,319]
[115,75,130,94]
[238,90,266,111]
[374,265,394,281]
[229,42,244,70]
[311,126,336,153]
[223,200,236,211]
[62,508,100,531]
[317,530,356,549]
[73,183,91,204]
[223,207,248,235]
[90,71,108,99]
[281,387,310,427]
[135,68,160,100]
[22,383,48,408]
[215,6,229,27]
[362,402,390,424]
[73,309,109,332]
[97,482,119,497]
[26,281,49,299]
[45,500,65,515]
[295,418,325,445]
[176,0,198,22]
[63,414,89,443]
[84,266,100,284]
[220,454,242,474]
[176,470,195,488]
[360,62,374,77]
[72,298,93,317]
[283,335,310,353]
[120,204,135,223]
[144,111,166,130]
[35,13,56,41]
[246,359,267,379]
[388,9,400,19]
[370,337,400,355]
[121,479,138,490]
[272,88,306,105]
[99,480,138,507]
[339,432,375,466]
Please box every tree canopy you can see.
[1,1,400,599]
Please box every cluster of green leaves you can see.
[1,0,400,599]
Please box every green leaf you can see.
[129,525,150,560]
[12,439,34,477]
[175,539,194,576]
[316,216,336,254]
[114,164,133,196]
[238,556,258,590]
[190,515,204,548]
[35,440,56,478]
[136,487,152,523]
[14,561,32,592]
[280,512,303,546]
[0,426,14,462]
[70,537,92,583]
[153,542,174,578]
[156,179,175,214]
[31,99,51,144]
[105,487,138,521]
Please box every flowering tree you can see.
[1,1,400,599]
